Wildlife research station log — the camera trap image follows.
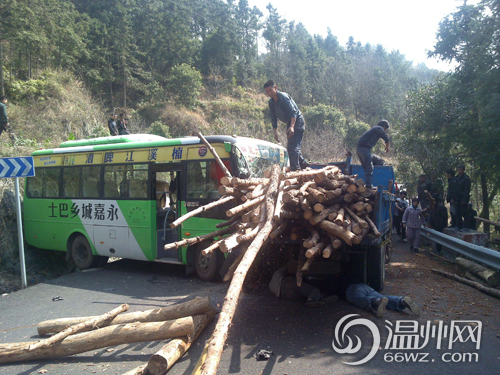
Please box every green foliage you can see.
[6,73,64,103]
[148,121,171,139]
[166,64,203,109]
[303,104,346,135]
[344,120,370,150]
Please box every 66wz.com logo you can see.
[332,314,482,365]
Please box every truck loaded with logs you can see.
[163,136,395,292]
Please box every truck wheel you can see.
[71,235,95,270]
[194,243,222,282]
[368,245,385,291]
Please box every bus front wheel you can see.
[71,235,95,270]
[194,243,222,282]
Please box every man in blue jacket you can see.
[264,80,307,171]
[356,120,390,188]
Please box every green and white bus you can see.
[24,134,288,281]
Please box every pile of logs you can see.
[163,161,382,375]
[0,297,215,375]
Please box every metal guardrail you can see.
[421,227,500,270]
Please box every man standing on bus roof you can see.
[264,80,307,171]
[108,113,118,136]
[356,120,390,189]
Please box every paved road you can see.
[1,239,499,375]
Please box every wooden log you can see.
[246,184,267,200]
[284,178,299,186]
[1,318,194,364]
[347,184,358,194]
[361,189,376,198]
[322,244,333,258]
[283,184,301,193]
[202,239,224,256]
[343,193,358,203]
[309,206,338,226]
[307,187,326,203]
[270,223,288,239]
[29,304,129,351]
[363,215,381,237]
[170,196,235,229]
[328,234,343,250]
[251,204,261,222]
[164,222,239,250]
[215,215,240,229]
[300,196,311,211]
[284,166,337,180]
[284,195,300,207]
[283,189,300,203]
[199,164,280,375]
[37,297,211,336]
[313,203,325,213]
[230,177,270,188]
[219,233,241,253]
[455,257,500,287]
[305,242,326,259]
[431,269,500,300]
[299,181,316,196]
[226,195,265,217]
[334,208,344,226]
[319,220,360,246]
[352,223,362,235]
[464,271,487,285]
[303,228,320,248]
[353,201,365,212]
[474,216,500,229]
[237,222,263,244]
[328,211,338,221]
[344,205,369,229]
[303,209,314,220]
[197,132,232,179]
[364,203,373,213]
[273,181,286,221]
[241,210,253,223]
[146,311,216,375]
[223,242,251,282]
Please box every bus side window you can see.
[82,166,101,198]
[27,170,43,197]
[42,168,61,198]
[104,165,121,198]
[129,165,148,198]
[63,167,82,198]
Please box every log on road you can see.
[199,165,280,375]
[38,297,212,336]
[30,304,129,351]
[1,318,195,364]
[455,257,500,287]
[146,310,216,375]
[431,269,500,300]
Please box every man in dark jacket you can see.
[451,165,471,231]
[445,168,457,227]
[417,175,434,210]
[108,113,118,136]
[264,80,307,171]
[356,120,390,188]
[0,95,10,137]
[429,198,449,254]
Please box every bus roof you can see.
[31,135,287,156]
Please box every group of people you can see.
[392,165,477,254]
[108,113,131,136]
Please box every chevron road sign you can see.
[0,156,35,178]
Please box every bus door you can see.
[151,163,182,262]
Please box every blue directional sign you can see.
[0,157,35,178]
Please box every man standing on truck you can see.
[264,80,307,171]
[356,120,390,189]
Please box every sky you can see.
[247,0,480,71]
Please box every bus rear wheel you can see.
[71,235,95,270]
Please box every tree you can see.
[166,63,202,109]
